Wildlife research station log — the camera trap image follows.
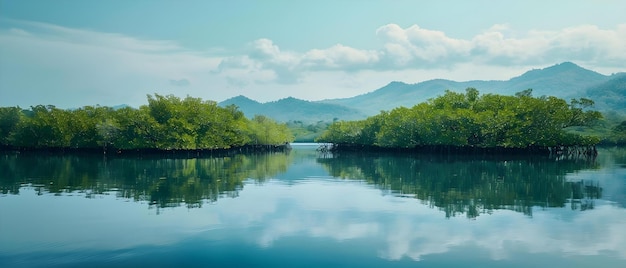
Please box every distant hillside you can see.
[219,95,264,115]
[320,62,615,115]
[507,61,609,97]
[585,73,626,112]
[219,62,624,122]
[219,96,366,123]
[112,104,130,110]
[319,79,502,115]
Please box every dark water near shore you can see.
[1,144,625,267]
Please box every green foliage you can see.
[286,120,331,142]
[0,107,23,146]
[606,120,626,145]
[144,94,252,149]
[247,115,293,145]
[559,102,626,146]
[317,88,604,149]
[0,94,294,150]
[11,105,72,148]
[316,120,364,144]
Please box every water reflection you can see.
[0,152,292,210]
[317,153,604,218]
[1,147,625,267]
[0,149,612,218]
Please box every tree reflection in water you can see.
[0,152,292,211]
[317,153,602,218]
[0,149,606,218]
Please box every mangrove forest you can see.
[0,94,294,153]
[316,88,603,154]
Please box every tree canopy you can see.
[316,88,602,149]
[0,94,294,151]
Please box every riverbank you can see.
[319,143,598,157]
[0,144,292,157]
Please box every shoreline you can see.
[0,144,292,157]
[319,143,598,157]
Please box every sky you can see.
[1,0,625,108]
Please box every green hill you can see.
[219,96,365,123]
[585,73,626,112]
[319,62,615,115]
[220,62,623,121]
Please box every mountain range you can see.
[219,96,367,123]
[219,62,625,122]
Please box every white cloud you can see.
[0,21,224,107]
[542,24,626,66]
[8,27,31,36]
[376,24,472,64]
[249,38,282,60]
[215,23,626,85]
[16,19,183,53]
[1,19,625,107]
[470,24,626,67]
[302,44,380,69]
[169,78,191,87]
[376,23,626,68]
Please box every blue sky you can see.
[1,0,625,108]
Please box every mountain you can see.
[112,104,130,110]
[320,62,615,115]
[320,79,501,115]
[506,62,608,97]
[219,96,366,123]
[219,95,264,115]
[220,62,623,122]
[585,73,626,112]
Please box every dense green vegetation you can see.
[0,94,293,151]
[316,88,604,151]
[286,120,332,142]
[566,110,626,145]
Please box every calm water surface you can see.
[1,144,625,267]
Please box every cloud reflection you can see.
[213,179,626,261]
[1,176,624,263]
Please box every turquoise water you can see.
[1,144,625,267]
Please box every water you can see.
[1,144,625,267]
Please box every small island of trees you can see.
[0,94,294,154]
[316,88,603,155]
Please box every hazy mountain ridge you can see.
[219,95,264,115]
[507,62,609,97]
[585,73,626,111]
[219,96,366,123]
[320,79,505,115]
[220,62,624,121]
[320,62,616,115]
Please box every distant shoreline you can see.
[320,143,598,157]
[0,144,292,157]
